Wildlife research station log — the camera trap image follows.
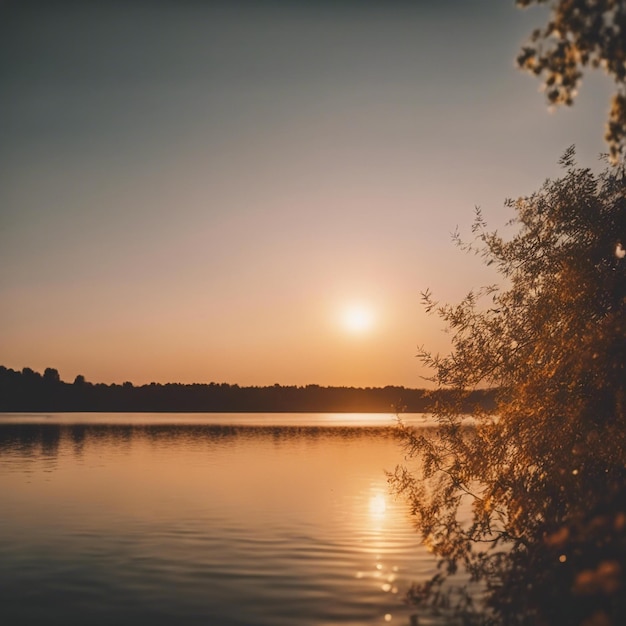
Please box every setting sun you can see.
[341,305,375,334]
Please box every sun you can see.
[341,304,375,334]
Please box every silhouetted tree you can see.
[21,367,40,381]
[0,366,443,413]
[43,367,60,383]
[517,0,626,159]
[392,150,626,625]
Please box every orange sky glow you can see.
[0,0,610,387]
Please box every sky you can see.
[0,0,614,388]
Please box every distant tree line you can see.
[0,365,495,413]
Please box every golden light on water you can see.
[369,493,387,518]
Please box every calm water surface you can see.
[0,413,439,626]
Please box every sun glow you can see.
[340,304,375,334]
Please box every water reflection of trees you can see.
[0,424,63,459]
[0,423,401,463]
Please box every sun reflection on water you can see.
[351,489,409,622]
[369,493,388,518]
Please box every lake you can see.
[0,413,440,626]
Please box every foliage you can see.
[516,0,626,160]
[1,366,463,413]
[392,150,626,625]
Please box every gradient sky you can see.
[0,0,613,387]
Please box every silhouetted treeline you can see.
[0,366,495,413]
